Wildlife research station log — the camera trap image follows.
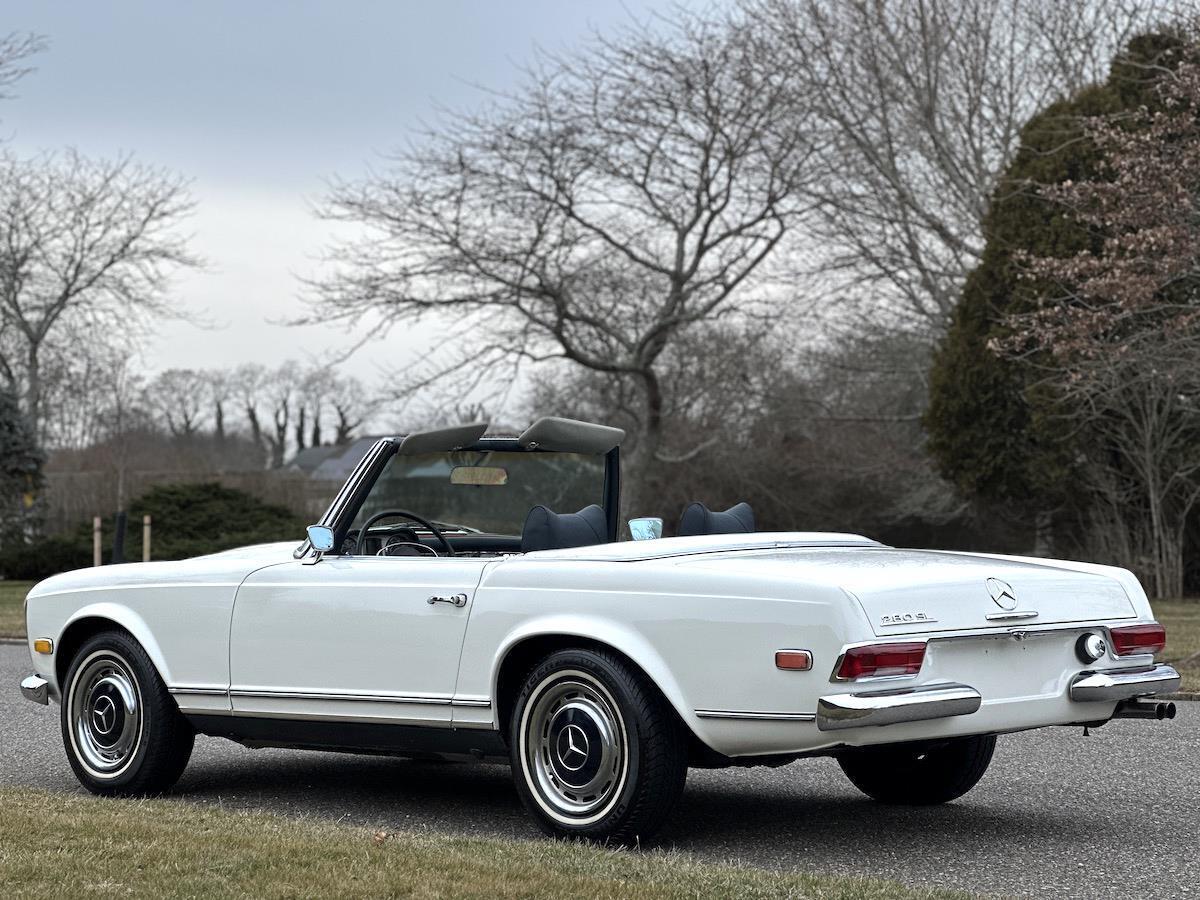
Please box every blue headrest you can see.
[521,504,608,552]
[677,501,756,537]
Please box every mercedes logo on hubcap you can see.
[556,723,590,771]
[91,695,118,735]
[986,577,1018,611]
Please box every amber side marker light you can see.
[32,638,53,655]
[1109,623,1166,657]
[775,650,813,670]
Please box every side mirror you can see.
[306,524,336,552]
[628,517,663,541]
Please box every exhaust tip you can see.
[1164,702,1176,720]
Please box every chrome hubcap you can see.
[521,671,628,825]
[68,651,142,779]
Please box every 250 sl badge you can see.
[880,612,937,626]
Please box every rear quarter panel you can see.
[457,556,872,756]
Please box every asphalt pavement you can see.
[3,642,1196,898]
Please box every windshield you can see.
[350,448,607,537]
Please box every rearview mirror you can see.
[450,465,508,486]
[628,517,663,541]
[306,524,335,552]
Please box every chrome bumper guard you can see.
[816,682,982,732]
[20,674,49,705]
[1069,664,1181,703]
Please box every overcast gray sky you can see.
[1,1,679,388]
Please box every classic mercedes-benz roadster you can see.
[20,418,1181,842]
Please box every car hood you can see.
[28,541,299,597]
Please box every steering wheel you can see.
[354,509,455,557]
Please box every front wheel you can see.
[837,734,996,804]
[509,648,687,843]
[60,630,194,795]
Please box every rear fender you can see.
[490,614,696,733]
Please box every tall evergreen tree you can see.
[0,386,43,541]
[925,33,1185,550]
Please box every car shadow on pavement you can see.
[170,741,1102,857]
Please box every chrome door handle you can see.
[427,593,468,608]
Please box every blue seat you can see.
[677,501,755,537]
[521,504,608,552]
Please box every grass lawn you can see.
[1155,600,1200,694]
[0,580,31,639]
[0,788,965,900]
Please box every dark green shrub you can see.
[0,535,91,581]
[0,482,306,580]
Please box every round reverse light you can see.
[1076,632,1107,664]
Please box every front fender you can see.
[60,602,172,683]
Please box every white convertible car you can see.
[20,418,1181,842]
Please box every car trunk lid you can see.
[833,550,1136,635]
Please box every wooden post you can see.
[143,515,152,563]
[92,516,102,567]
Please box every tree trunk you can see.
[245,405,263,448]
[294,407,307,452]
[619,369,666,523]
[24,340,40,442]
[1032,510,1054,557]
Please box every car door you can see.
[228,554,487,726]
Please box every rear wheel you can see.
[60,630,194,795]
[509,648,687,844]
[837,734,996,804]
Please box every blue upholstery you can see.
[521,504,609,552]
[677,501,756,537]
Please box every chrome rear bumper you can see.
[816,681,981,732]
[1069,664,1181,703]
[20,674,49,705]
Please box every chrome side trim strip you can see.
[168,685,227,696]
[20,674,49,705]
[229,688,454,705]
[817,682,981,732]
[1069,664,1181,703]
[695,709,816,722]
[450,699,492,708]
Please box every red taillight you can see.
[1109,623,1166,657]
[836,642,926,679]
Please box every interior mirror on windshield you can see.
[628,517,663,541]
[306,524,335,552]
[450,466,508,486]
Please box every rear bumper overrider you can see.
[816,682,981,732]
[1068,664,1181,703]
[20,674,49,705]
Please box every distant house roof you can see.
[287,444,341,474]
[288,436,382,482]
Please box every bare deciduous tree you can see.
[144,368,209,438]
[0,32,44,105]
[307,14,821,469]
[0,149,198,439]
[749,0,1175,336]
